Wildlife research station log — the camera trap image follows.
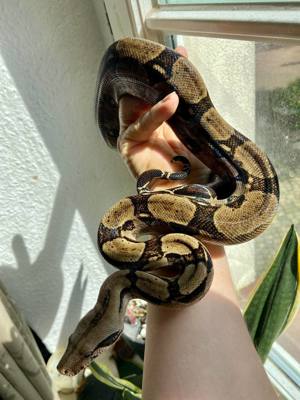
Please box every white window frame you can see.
[101,0,300,397]
[103,0,300,43]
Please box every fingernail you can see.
[161,91,176,103]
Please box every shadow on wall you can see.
[0,0,132,342]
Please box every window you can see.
[104,0,300,397]
[173,35,300,386]
[181,39,300,400]
[159,0,300,4]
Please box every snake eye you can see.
[91,330,122,354]
[99,330,122,347]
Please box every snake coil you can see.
[58,37,279,376]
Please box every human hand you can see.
[117,46,223,257]
[117,46,210,191]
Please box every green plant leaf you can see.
[117,358,143,383]
[122,389,142,400]
[285,228,300,328]
[119,373,143,390]
[90,362,142,399]
[244,225,300,362]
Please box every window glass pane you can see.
[174,35,300,366]
[159,1,300,4]
[254,41,300,364]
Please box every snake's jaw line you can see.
[57,326,123,376]
[57,330,123,376]
[57,343,108,377]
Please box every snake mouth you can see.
[57,356,86,377]
[57,330,123,377]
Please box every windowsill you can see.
[146,7,300,42]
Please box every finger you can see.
[175,46,188,58]
[119,95,150,130]
[119,91,179,145]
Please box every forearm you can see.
[142,246,277,400]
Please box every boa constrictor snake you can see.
[58,37,279,376]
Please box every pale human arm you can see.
[142,245,277,400]
[117,47,277,400]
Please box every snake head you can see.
[57,329,122,376]
[57,307,123,376]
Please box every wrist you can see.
[147,245,239,318]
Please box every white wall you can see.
[0,1,258,353]
[0,0,134,351]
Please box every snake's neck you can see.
[57,271,132,376]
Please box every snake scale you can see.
[57,37,279,376]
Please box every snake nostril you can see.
[64,368,72,376]
[58,366,69,376]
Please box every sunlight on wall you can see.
[0,0,132,352]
